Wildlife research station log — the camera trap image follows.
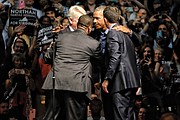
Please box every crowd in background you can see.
[0,0,180,120]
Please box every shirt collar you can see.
[69,26,75,31]
[101,29,109,35]
[109,23,117,30]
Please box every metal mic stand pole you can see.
[52,32,56,120]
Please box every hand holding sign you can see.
[14,24,26,34]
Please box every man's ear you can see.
[87,26,92,34]
[104,18,108,24]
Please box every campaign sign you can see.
[37,26,53,46]
[9,9,37,26]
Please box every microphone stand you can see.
[52,30,57,120]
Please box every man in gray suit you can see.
[42,15,102,120]
[101,6,141,120]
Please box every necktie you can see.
[100,32,106,54]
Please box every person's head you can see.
[61,17,69,28]
[153,0,161,13]
[89,98,103,119]
[39,15,52,27]
[13,38,28,54]
[67,5,87,30]
[93,6,107,31]
[158,23,168,34]
[77,14,93,35]
[160,112,179,120]
[64,0,75,7]
[140,44,154,60]
[138,106,147,120]
[45,7,56,22]
[24,0,34,8]
[118,0,130,6]
[103,6,121,28]
[156,23,170,48]
[12,53,26,69]
[0,100,9,115]
[135,95,143,109]
[154,47,164,62]
[137,8,147,19]
[39,0,49,8]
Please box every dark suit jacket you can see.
[42,29,102,98]
[104,29,140,93]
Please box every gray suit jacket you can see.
[104,29,140,93]
[42,29,101,98]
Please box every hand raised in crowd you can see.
[140,56,153,67]
[148,14,159,23]
[34,19,40,28]
[163,14,171,22]
[14,24,26,34]
[132,17,141,26]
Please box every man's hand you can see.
[112,25,131,34]
[102,80,109,93]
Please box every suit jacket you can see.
[42,29,101,98]
[104,29,140,93]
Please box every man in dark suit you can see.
[102,6,141,120]
[92,6,141,120]
[42,15,102,120]
[92,6,113,120]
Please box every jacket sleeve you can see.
[104,30,122,81]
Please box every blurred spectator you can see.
[24,0,42,19]
[0,25,29,103]
[38,0,49,13]
[139,44,164,119]
[61,0,75,16]
[5,53,34,120]
[29,15,52,120]
[137,106,148,120]
[0,100,9,120]
[154,23,173,61]
[134,95,143,115]
[88,97,105,120]
[160,112,179,120]
[50,0,64,14]
[60,16,69,30]
[44,6,60,27]
[84,0,97,16]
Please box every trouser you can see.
[112,89,137,120]
[101,90,114,120]
[43,90,88,120]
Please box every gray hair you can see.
[67,5,86,20]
